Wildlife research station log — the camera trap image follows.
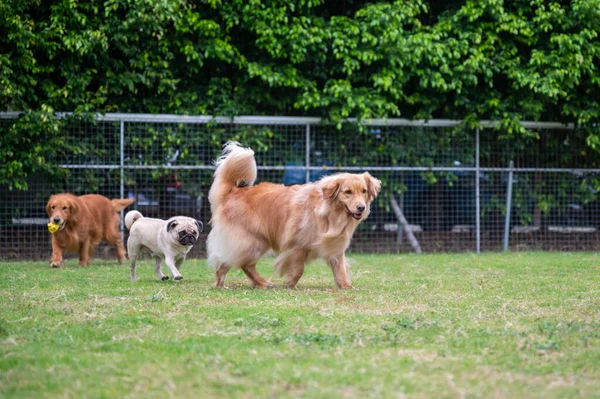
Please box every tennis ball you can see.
[47,222,60,234]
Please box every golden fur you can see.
[207,142,381,289]
[46,193,135,267]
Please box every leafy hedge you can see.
[1,0,600,201]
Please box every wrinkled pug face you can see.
[166,217,204,246]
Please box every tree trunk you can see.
[389,196,422,254]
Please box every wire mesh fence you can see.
[1,113,598,261]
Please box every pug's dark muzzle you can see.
[178,234,197,246]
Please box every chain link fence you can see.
[1,113,598,261]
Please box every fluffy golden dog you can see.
[207,142,381,289]
[46,194,135,267]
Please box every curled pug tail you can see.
[124,210,143,230]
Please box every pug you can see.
[125,210,203,281]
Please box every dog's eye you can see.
[62,206,67,211]
[362,189,367,194]
[179,231,185,237]
[51,205,55,210]
[345,190,352,195]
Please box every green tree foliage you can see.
[1,0,600,191]
[3,0,600,122]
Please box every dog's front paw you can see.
[51,263,61,268]
[161,276,169,281]
[173,275,183,281]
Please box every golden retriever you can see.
[207,142,381,289]
[46,194,135,267]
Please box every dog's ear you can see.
[195,220,204,233]
[46,196,55,216]
[67,198,79,215]
[166,220,178,232]
[322,178,341,200]
[363,172,381,199]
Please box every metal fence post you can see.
[305,124,311,183]
[475,127,481,253]
[396,220,403,243]
[503,161,514,252]
[120,119,125,243]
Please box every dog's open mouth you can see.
[347,208,363,220]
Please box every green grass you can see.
[1,253,599,398]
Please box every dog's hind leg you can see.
[130,255,138,282]
[113,235,126,264]
[128,242,140,281]
[241,264,273,288]
[106,214,126,264]
[214,263,231,288]
[155,257,169,281]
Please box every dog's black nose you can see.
[180,235,197,246]
[53,217,61,224]
[357,204,366,212]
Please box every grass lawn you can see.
[1,252,599,398]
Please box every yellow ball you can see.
[47,222,60,234]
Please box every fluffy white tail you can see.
[209,142,257,213]
[124,210,143,229]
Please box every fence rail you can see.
[0,111,578,128]
[1,112,598,261]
